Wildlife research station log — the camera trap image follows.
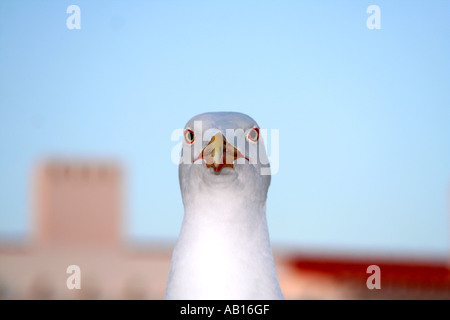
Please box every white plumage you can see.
[165,112,284,300]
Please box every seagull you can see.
[165,112,284,300]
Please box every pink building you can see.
[0,160,170,299]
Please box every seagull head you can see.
[179,112,271,207]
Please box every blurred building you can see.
[0,160,449,299]
[0,160,170,299]
[33,160,122,249]
[277,251,450,299]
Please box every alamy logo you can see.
[66,265,81,290]
[171,122,279,175]
[366,265,381,289]
[366,5,381,30]
[66,5,81,30]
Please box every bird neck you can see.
[166,191,282,299]
[181,192,272,258]
[184,189,266,226]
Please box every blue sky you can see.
[0,1,449,257]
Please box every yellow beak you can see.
[196,133,247,172]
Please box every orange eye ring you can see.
[184,129,195,144]
[248,127,259,142]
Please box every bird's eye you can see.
[184,129,195,144]
[247,128,259,142]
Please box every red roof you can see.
[287,254,450,289]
